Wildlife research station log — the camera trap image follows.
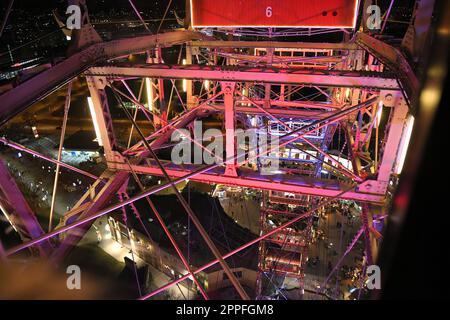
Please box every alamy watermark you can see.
[366,5,382,30]
[66,264,81,290]
[66,5,81,30]
[366,264,381,290]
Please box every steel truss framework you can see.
[256,192,312,299]
[0,0,419,300]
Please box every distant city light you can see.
[87,96,104,146]
[31,126,39,138]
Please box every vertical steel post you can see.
[222,82,238,176]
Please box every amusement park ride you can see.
[0,0,441,300]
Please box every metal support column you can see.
[222,82,238,176]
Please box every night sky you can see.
[4,0,185,11]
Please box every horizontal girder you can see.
[118,162,385,203]
[87,64,400,89]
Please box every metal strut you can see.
[110,84,250,300]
